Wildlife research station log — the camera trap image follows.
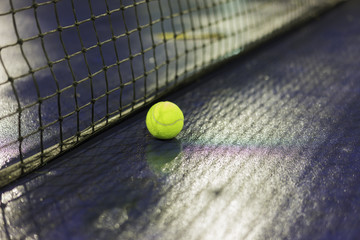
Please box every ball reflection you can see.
[145,138,182,175]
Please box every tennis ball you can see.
[146,101,184,139]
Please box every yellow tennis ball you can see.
[146,101,184,139]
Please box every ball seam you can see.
[152,104,184,126]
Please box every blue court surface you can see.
[1,0,360,239]
[0,0,340,171]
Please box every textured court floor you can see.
[1,0,360,239]
[1,0,326,169]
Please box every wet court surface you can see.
[1,0,360,239]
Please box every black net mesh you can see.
[0,0,342,187]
